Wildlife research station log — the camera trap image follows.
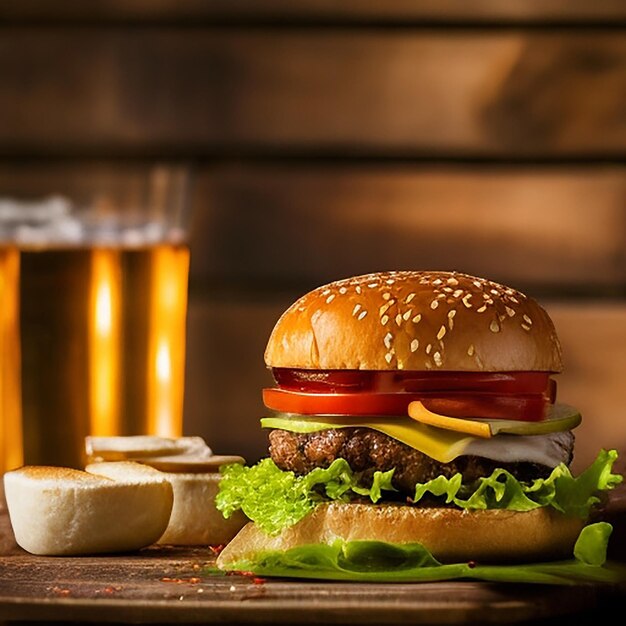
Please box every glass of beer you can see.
[0,165,191,471]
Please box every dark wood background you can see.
[0,2,625,471]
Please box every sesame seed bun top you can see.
[264,271,563,372]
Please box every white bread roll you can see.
[86,462,247,546]
[3,464,173,556]
[85,435,213,463]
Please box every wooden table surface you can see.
[1,487,626,625]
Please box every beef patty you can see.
[268,428,575,496]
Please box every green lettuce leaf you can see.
[217,450,621,535]
[216,458,396,536]
[574,522,613,566]
[412,449,622,518]
[219,523,626,584]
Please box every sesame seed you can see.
[384,333,393,349]
[437,325,446,340]
[379,303,392,317]
[405,293,416,304]
[473,280,482,288]
[381,315,389,325]
[523,314,533,325]
[521,323,531,331]
[397,360,405,370]
[448,311,456,329]
[477,305,487,313]
[339,287,347,295]
[368,283,378,288]
[326,294,336,304]
[453,289,463,298]
[430,300,439,310]
[505,306,516,317]
[383,292,391,301]
[403,309,412,321]
[356,286,362,294]
[443,287,453,293]
[395,314,403,326]
[385,352,393,364]
[352,303,362,316]
[447,277,459,286]
[426,344,432,355]
[433,351,443,367]
[386,279,395,285]
[490,320,500,333]
[410,339,419,352]
[412,314,422,324]
[509,296,519,304]
[425,361,433,370]
[499,313,506,322]
[433,279,443,285]
[437,293,446,299]
[462,294,473,308]
[467,344,475,356]
[322,289,331,296]
[490,289,499,295]
[358,310,368,320]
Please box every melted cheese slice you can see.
[408,401,581,438]
[261,414,573,467]
[408,402,491,438]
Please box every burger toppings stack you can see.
[216,271,622,582]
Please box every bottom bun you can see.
[218,502,585,567]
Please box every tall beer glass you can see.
[0,166,190,471]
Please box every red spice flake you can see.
[227,570,256,578]
[467,560,477,569]
[50,587,71,597]
[209,544,225,556]
[226,570,265,584]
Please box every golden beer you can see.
[0,243,189,471]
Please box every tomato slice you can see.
[262,388,548,421]
[271,369,553,395]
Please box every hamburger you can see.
[216,271,622,582]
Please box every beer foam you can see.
[0,196,184,246]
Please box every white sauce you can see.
[465,431,573,468]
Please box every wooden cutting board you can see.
[1,488,625,624]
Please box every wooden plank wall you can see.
[0,3,625,471]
